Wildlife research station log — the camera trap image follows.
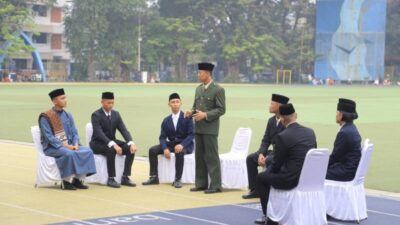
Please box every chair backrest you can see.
[86,123,93,146]
[353,143,374,185]
[229,127,252,155]
[361,138,369,150]
[31,126,44,154]
[298,148,330,192]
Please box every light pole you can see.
[137,13,142,72]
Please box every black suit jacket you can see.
[90,108,133,146]
[327,122,361,181]
[268,122,317,190]
[159,111,194,153]
[257,116,285,156]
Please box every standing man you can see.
[142,93,194,188]
[185,62,226,194]
[326,98,361,181]
[254,104,317,225]
[39,88,96,190]
[90,92,137,188]
[242,94,289,199]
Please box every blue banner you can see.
[314,0,387,81]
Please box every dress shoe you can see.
[190,187,207,192]
[204,188,222,194]
[107,178,120,188]
[254,215,266,224]
[142,176,159,185]
[72,178,89,189]
[172,179,182,188]
[61,180,77,190]
[121,176,136,187]
[266,218,278,225]
[242,190,259,199]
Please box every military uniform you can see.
[192,81,226,190]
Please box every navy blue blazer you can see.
[327,122,362,181]
[159,111,194,153]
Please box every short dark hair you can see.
[341,111,358,123]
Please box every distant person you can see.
[326,98,361,181]
[39,88,96,190]
[142,93,194,188]
[185,62,226,194]
[254,104,317,225]
[242,94,289,199]
[90,92,137,188]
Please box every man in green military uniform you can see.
[185,62,226,194]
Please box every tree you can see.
[145,2,205,81]
[64,0,109,81]
[101,0,146,81]
[65,0,147,81]
[385,0,400,66]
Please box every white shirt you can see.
[276,117,281,127]
[103,108,112,118]
[102,108,134,148]
[203,79,213,90]
[172,112,180,130]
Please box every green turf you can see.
[0,83,399,192]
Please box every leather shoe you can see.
[142,176,159,185]
[190,187,207,192]
[204,188,222,194]
[242,190,259,199]
[172,179,182,188]
[266,218,278,225]
[61,180,77,190]
[121,176,136,187]
[254,216,266,224]
[107,178,120,188]
[72,178,88,189]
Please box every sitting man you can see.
[243,94,289,199]
[142,93,194,188]
[326,98,361,181]
[254,104,317,225]
[90,92,137,188]
[39,88,96,190]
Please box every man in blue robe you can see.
[39,88,96,190]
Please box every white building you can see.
[11,0,71,81]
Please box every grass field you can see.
[0,83,399,192]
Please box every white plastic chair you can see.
[219,127,252,189]
[267,148,330,225]
[84,123,125,184]
[31,126,61,187]
[158,143,196,184]
[324,139,373,222]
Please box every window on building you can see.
[32,33,48,44]
[32,5,47,17]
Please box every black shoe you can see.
[242,190,259,199]
[107,178,120,188]
[266,218,278,225]
[72,178,89,189]
[190,187,207,192]
[172,179,182,188]
[142,176,159,185]
[254,216,266,224]
[121,176,136,187]
[61,180,77,190]
[204,188,222,194]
